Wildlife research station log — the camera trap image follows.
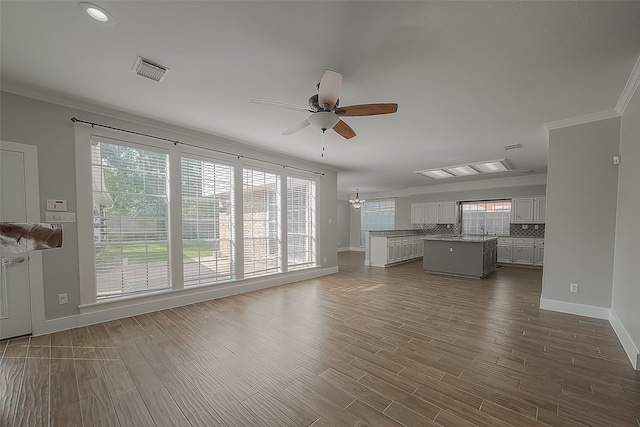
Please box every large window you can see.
[287,176,316,270]
[79,128,323,305]
[243,168,281,277]
[182,157,234,286]
[92,138,170,299]
[461,200,511,236]
[360,200,396,245]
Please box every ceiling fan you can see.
[251,69,398,139]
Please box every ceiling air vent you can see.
[133,56,170,82]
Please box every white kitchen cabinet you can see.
[513,238,535,265]
[497,237,513,263]
[512,197,546,224]
[534,238,544,266]
[370,235,424,267]
[439,202,458,223]
[424,202,458,224]
[534,198,546,223]
[410,203,426,224]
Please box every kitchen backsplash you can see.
[413,223,544,238]
[510,224,545,238]
[414,223,460,235]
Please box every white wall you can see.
[0,91,338,323]
[612,86,640,367]
[336,200,351,249]
[542,117,621,316]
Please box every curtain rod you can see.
[70,117,325,176]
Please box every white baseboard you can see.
[539,298,610,319]
[337,247,365,252]
[609,310,639,370]
[33,266,338,336]
[540,298,639,370]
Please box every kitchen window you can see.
[461,200,511,236]
[360,199,396,245]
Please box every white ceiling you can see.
[2,1,639,196]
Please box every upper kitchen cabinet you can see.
[424,201,458,224]
[410,203,426,224]
[512,197,546,224]
[411,202,458,225]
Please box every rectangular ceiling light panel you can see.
[415,158,512,180]
[416,169,455,179]
[445,165,480,176]
[474,159,512,173]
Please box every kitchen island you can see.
[421,235,498,278]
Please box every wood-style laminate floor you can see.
[2,251,639,426]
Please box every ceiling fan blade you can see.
[318,69,342,110]
[282,118,311,135]
[334,103,398,117]
[250,98,311,112]
[332,119,356,139]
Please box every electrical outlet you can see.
[323,257,327,263]
[522,224,528,229]
[58,293,68,304]
[570,283,579,293]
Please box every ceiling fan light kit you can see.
[308,111,340,132]
[252,69,398,139]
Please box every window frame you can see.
[360,199,396,246]
[286,174,317,271]
[460,199,512,236]
[75,125,324,310]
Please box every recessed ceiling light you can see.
[78,2,115,26]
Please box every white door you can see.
[1,142,39,339]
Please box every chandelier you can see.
[349,189,366,209]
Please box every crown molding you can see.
[616,54,640,115]
[543,109,620,134]
[1,83,337,174]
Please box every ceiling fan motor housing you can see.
[309,94,338,112]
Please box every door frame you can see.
[1,140,45,336]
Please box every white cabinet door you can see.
[424,203,439,223]
[497,245,513,263]
[534,197,546,223]
[439,202,458,224]
[513,244,534,265]
[512,198,534,223]
[535,246,544,266]
[410,203,425,224]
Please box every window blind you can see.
[243,168,281,277]
[287,176,316,270]
[182,158,234,286]
[92,139,170,299]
